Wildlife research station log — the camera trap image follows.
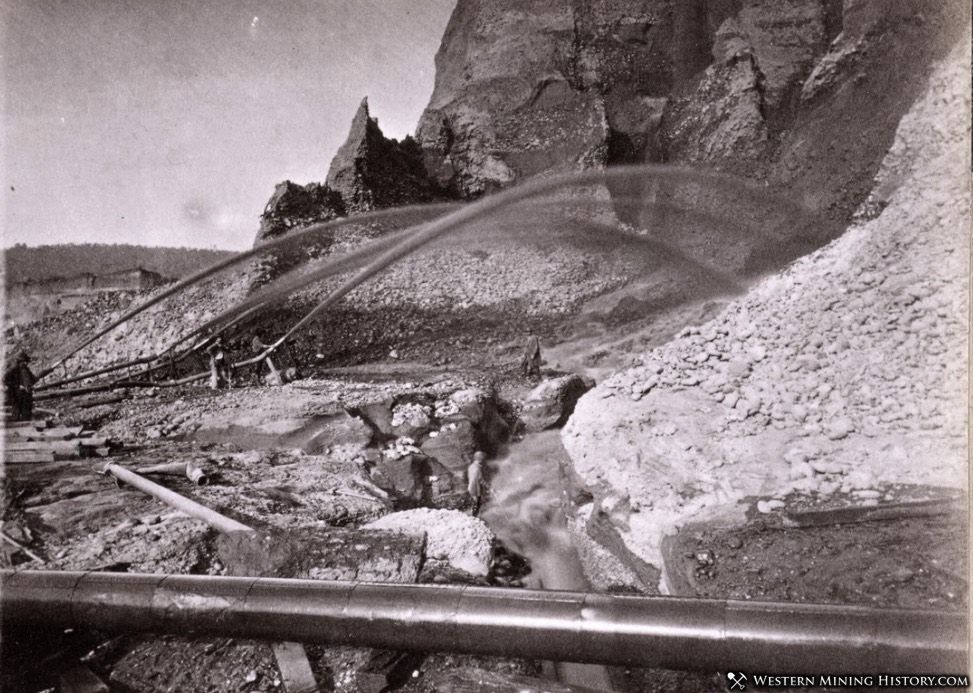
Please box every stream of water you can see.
[479,430,615,689]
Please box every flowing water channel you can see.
[479,430,614,689]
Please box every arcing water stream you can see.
[36,163,836,393]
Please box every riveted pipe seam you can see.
[1,570,966,674]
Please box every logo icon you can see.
[726,672,748,690]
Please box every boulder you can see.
[420,418,477,473]
[254,180,345,245]
[277,412,373,453]
[390,397,435,439]
[520,374,595,432]
[363,508,494,576]
[446,387,489,422]
[441,387,511,453]
[478,399,512,453]
[352,398,396,442]
[372,453,455,505]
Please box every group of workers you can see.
[206,330,544,390]
[205,334,289,390]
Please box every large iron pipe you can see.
[1,570,965,674]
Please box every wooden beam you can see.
[782,497,967,528]
[271,641,319,693]
[3,450,56,464]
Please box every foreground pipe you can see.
[102,464,248,533]
[1,570,966,675]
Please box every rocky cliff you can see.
[417,0,966,220]
[256,99,449,245]
[259,0,966,248]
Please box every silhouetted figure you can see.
[206,337,231,389]
[4,352,36,421]
[467,451,486,514]
[250,334,285,386]
[521,334,541,377]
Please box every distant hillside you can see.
[2,244,236,285]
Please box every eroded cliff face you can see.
[414,0,831,194]
[257,0,967,251]
[416,0,966,220]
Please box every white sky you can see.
[2,0,455,250]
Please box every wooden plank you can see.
[782,497,967,528]
[4,441,49,451]
[5,446,56,457]
[271,641,320,693]
[12,426,85,440]
[4,451,56,464]
[4,421,43,431]
[5,440,80,456]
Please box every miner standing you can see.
[206,337,231,389]
[4,352,36,421]
[521,333,542,377]
[467,450,486,514]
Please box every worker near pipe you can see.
[521,333,542,378]
[4,351,36,421]
[251,334,284,386]
[206,337,232,389]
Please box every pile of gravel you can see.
[563,43,970,573]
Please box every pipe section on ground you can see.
[102,464,250,533]
[1,570,966,674]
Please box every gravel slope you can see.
[563,41,971,575]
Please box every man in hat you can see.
[4,351,36,421]
[521,333,542,378]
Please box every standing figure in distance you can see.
[206,337,232,389]
[467,451,486,515]
[521,333,541,378]
[4,351,36,421]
